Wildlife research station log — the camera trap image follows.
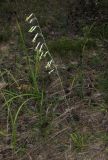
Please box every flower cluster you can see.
[25,13,55,74]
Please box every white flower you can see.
[34,42,41,51]
[45,60,53,69]
[43,51,49,57]
[32,33,39,43]
[28,26,38,33]
[26,13,33,22]
[39,43,44,52]
[29,17,37,23]
[39,51,44,60]
[49,69,54,74]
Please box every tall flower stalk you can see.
[25,13,70,110]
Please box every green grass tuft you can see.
[70,132,88,151]
[83,24,108,40]
[48,37,97,57]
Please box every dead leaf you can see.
[17,84,31,91]
[0,82,7,90]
